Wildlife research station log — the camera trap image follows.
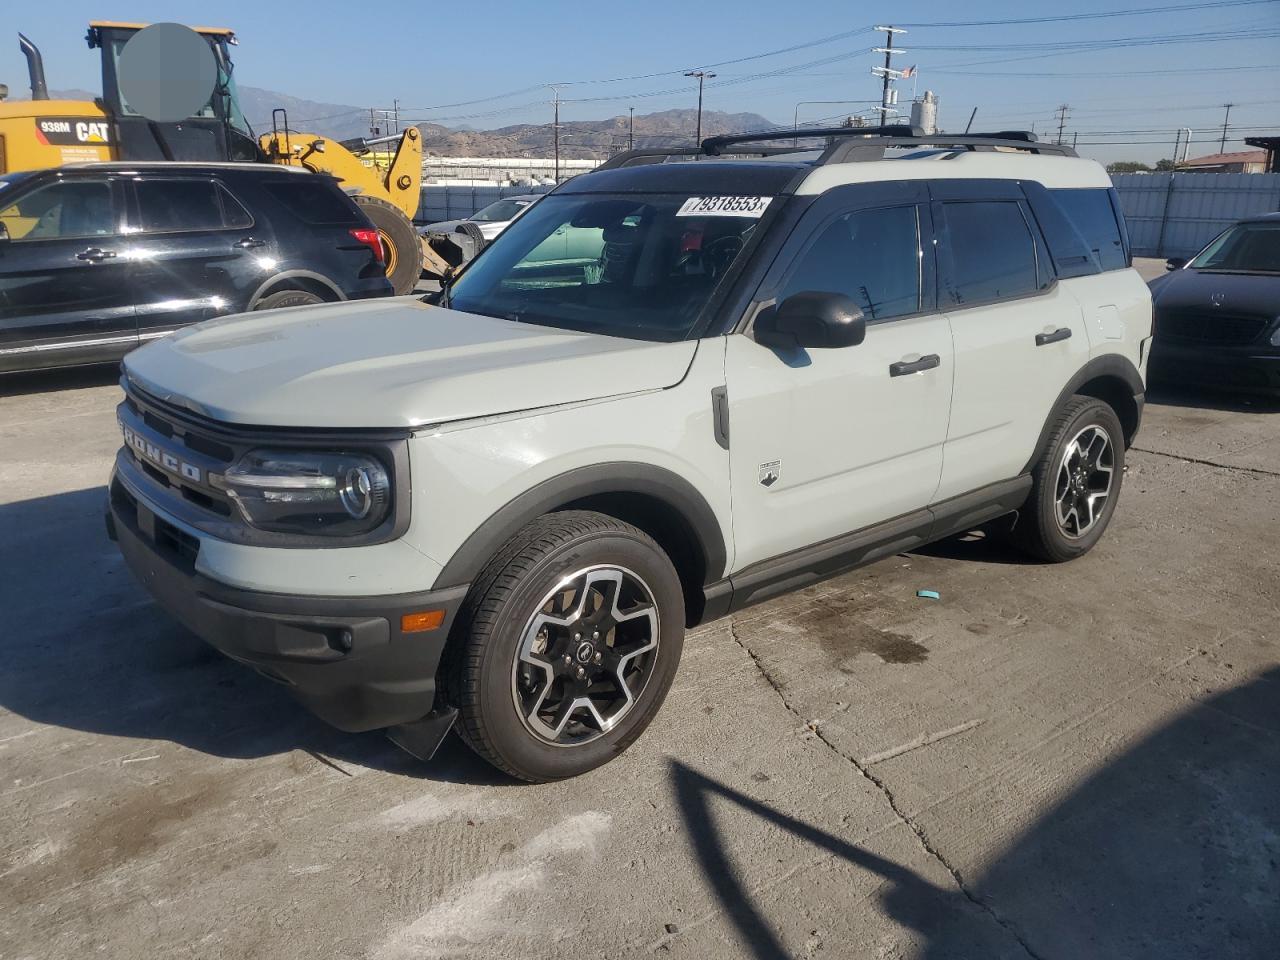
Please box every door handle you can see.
[1035,327,1073,346]
[233,237,266,249]
[889,354,941,377]
[76,247,117,262]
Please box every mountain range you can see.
[30,85,779,159]
[235,87,779,158]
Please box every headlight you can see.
[214,449,391,537]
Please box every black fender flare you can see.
[434,462,728,589]
[247,270,346,309]
[1022,353,1145,474]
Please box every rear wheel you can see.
[253,289,324,311]
[1013,396,1125,562]
[351,195,421,295]
[449,511,684,782]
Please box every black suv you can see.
[0,163,393,374]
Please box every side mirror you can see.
[1166,256,1188,271]
[754,291,866,349]
[0,222,9,241]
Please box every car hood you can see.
[122,297,698,429]
[1151,268,1280,319]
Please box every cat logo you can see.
[34,117,113,147]
[758,460,781,487]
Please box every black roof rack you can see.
[599,125,1077,172]
[596,144,806,171]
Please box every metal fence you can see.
[414,184,556,225]
[1111,172,1280,259]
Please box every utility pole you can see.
[1055,104,1070,145]
[684,70,715,146]
[549,85,562,183]
[1219,102,1233,153]
[629,106,634,150]
[872,26,907,122]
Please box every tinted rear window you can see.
[263,180,359,224]
[135,180,250,232]
[942,201,1042,304]
[1051,188,1128,271]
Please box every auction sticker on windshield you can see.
[676,196,772,218]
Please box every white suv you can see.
[107,127,1153,782]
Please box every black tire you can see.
[252,289,324,311]
[448,510,684,782]
[1013,395,1126,563]
[453,220,488,256]
[351,195,421,295]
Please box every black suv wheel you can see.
[1014,395,1125,562]
[449,510,684,782]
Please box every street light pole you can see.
[684,70,715,146]
[629,106,634,150]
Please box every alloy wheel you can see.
[511,565,660,746]
[1054,424,1114,539]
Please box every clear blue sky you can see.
[4,0,1278,163]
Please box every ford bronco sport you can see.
[107,126,1152,782]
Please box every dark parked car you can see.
[0,163,392,374]
[1149,212,1280,396]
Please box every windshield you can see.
[446,192,767,342]
[1190,222,1280,273]
[471,199,531,223]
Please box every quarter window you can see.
[943,201,1040,304]
[1051,188,1128,271]
[0,180,114,240]
[779,205,922,321]
[134,180,252,232]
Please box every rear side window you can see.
[262,180,359,224]
[780,205,922,321]
[1052,188,1128,271]
[942,201,1041,305]
[134,180,252,232]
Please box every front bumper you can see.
[1148,339,1280,396]
[107,472,468,733]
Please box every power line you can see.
[899,0,1277,28]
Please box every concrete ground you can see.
[2,332,1277,959]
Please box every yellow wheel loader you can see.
[0,22,446,293]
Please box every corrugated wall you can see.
[1111,172,1280,259]
[415,184,556,224]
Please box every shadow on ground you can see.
[1147,383,1280,415]
[0,363,122,398]
[0,487,507,785]
[672,669,1280,959]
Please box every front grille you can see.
[1159,311,1271,346]
[120,387,238,523]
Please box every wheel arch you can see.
[248,270,346,309]
[434,462,728,627]
[1024,354,1145,474]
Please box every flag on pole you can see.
[900,65,916,79]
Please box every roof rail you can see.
[596,144,804,171]
[594,126,1077,172]
[701,124,924,155]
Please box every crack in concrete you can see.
[727,617,1046,960]
[1132,446,1280,478]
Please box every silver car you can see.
[419,194,541,241]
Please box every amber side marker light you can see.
[401,610,446,633]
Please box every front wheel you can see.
[1013,395,1125,562]
[448,511,684,782]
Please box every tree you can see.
[1106,161,1151,174]
[1154,158,1177,171]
